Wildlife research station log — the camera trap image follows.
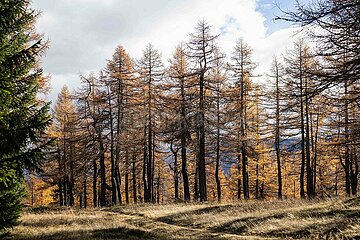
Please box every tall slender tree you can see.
[53,86,78,206]
[209,48,227,202]
[167,45,193,201]
[270,57,283,199]
[229,39,255,200]
[77,73,108,207]
[137,43,164,202]
[187,20,220,202]
[283,39,317,198]
[104,46,135,205]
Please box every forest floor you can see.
[5,197,360,240]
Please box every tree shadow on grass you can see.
[343,196,360,207]
[156,204,234,227]
[297,208,360,219]
[8,225,235,240]
[261,218,354,239]
[7,226,162,240]
[21,216,101,228]
[210,212,289,235]
[209,206,360,238]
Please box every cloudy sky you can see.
[31,0,309,102]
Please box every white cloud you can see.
[32,0,298,99]
[48,73,82,103]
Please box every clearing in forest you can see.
[6,197,360,240]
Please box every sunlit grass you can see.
[6,197,360,239]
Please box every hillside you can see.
[6,197,360,240]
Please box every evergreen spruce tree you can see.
[0,0,51,231]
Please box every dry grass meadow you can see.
[5,197,360,240]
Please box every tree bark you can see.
[108,86,117,206]
[344,80,351,196]
[215,81,221,202]
[275,61,283,199]
[143,126,149,201]
[198,73,207,202]
[305,76,314,199]
[170,142,179,201]
[240,71,249,200]
[93,158,97,207]
[132,154,137,204]
[180,77,190,202]
[125,150,129,204]
[299,51,306,199]
[99,133,106,206]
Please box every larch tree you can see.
[104,45,135,205]
[166,44,193,201]
[187,20,220,202]
[283,39,319,199]
[77,73,108,207]
[268,57,285,199]
[137,43,164,202]
[53,86,78,206]
[228,38,255,200]
[208,48,227,202]
[249,85,269,200]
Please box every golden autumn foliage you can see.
[25,175,56,206]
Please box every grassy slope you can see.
[6,197,360,240]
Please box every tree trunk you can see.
[305,77,314,199]
[344,81,351,196]
[152,132,156,202]
[240,71,249,200]
[132,154,137,204]
[299,58,306,199]
[57,144,64,207]
[99,135,106,206]
[181,139,190,202]
[237,153,241,200]
[180,77,190,202]
[241,142,249,200]
[62,136,68,206]
[125,150,129,204]
[99,156,106,207]
[311,110,319,197]
[170,143,179,201]
[215,84,221,202]
[261,164,265,199]
[198,74,207,202]
[275,62,282,199]
[255,156,259,199]
[108,88,117,205]
[93,158,97,207]
[146,107,153,202]
[156,164,160,204]
[58,179,63,207]
[194,143,199,202]
[143,126,149,201]
[115,73,123,205]
[350,149,359,195]
[146,60,154,203]
[83,167,87,209]
[79,195,83,208]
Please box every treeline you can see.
[40,0,359,207]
